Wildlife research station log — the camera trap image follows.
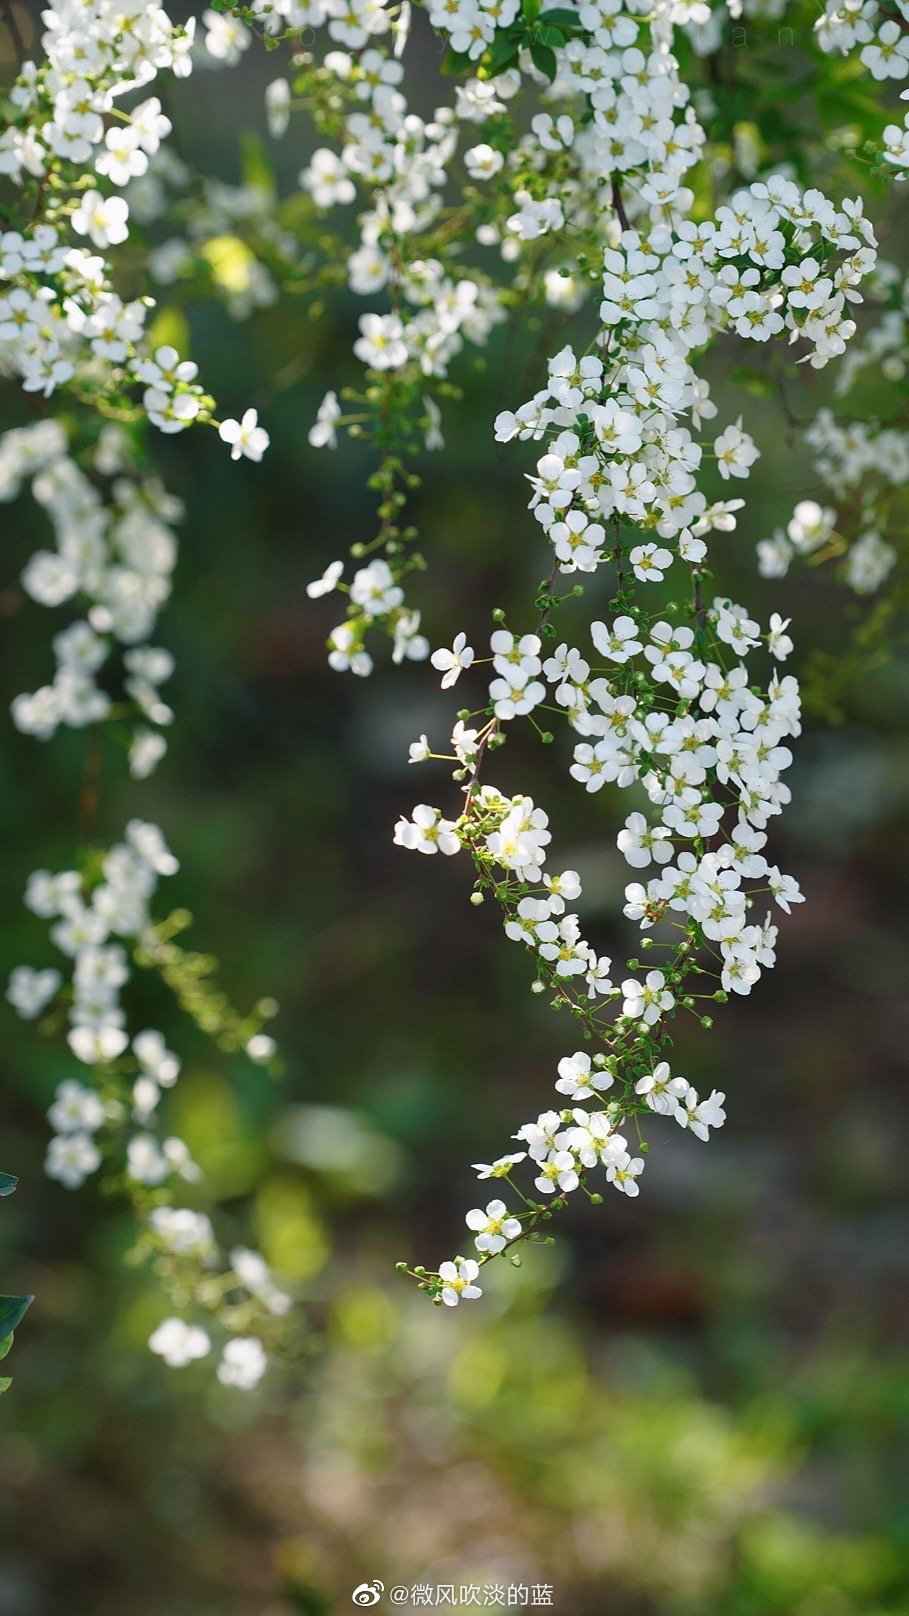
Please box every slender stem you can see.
[611,178,631,234]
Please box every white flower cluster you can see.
[279,0,878,675]
[758,405,906,596]
[222,0,895,1300]
[814,0,909,177]
[313,557,431,678]
[294,56,510,357]
[146,1239,289,1385]
[0,0,263,453]
[386,161,872,1296]
[753,251,907,602]
[815,0,909,85]
[439,1052,728,1303]
[759,494,897,599]
[10,818,182,1186]
[8,803,285,1378]
[489,189,876,578]
[433,0,705,218]
[882,86,909,175]
[4,0,903,1334]
[396,578,802,1296]
[2,420,177,769]
[1,8,282,1381]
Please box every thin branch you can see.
[611,177,631,234]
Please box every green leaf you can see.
[532,24,565,45]
[529,39,557,79]
[0,1377,11,1396]
[537,6,580,24]
[487,31,521,72]
[0,1173,17,1196]
[0,1296,33,1342]
[440,46,473,75]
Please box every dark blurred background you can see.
[1,9,909,1613]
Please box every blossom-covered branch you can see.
[2,3,288,1387]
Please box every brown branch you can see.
[611,177,631,234]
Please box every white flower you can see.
[677,1088,727,1140]
[45,1132,101,1189]
[202,7,251,61]
[246,1034,277,1064]
[309,391,341,449]
[629,543,673,583]
[126,1133,170,1185]
[787,500,835,554]
[861,21,909,80]
[68,1024,129,1065]
[543,870,582,908]
[621,970,675,1026]
[7,964,60,1019]
[465,1198,522,1253]
[452,721,481,764]
[393,611,429,664]
[555,1051,613,1101]
[408,734,431,763]
[306,560,344,599]
[71,190,130,249]
[490,630,542,678]
[635,1062,690,1117]
[430,632,474,688]
[506,191,564,241]
[217,1336,267,1388]
[617,812,673,869]
[438,1256,482,1306]
[350,559,403,616]
[265,77,291,137]
[149,1317,211,1367]
[714,420,759,480]
[231,1248,291,1315]
[465,144,504,179]
[301,148,355,207]
[129,729,167,779]
[490,670,545,721]
[353,313,408,370]
[393,804,460,855]
[472,1152,527,1179]
[845,532,896,595]
[768,613,794,660]
[767,867,804,913]
[591,615,643,663]
[134,1029,180,1086]
[149,1207,216,1259]
[534,1150,579,1196]
[606,1153,645,1197]
[136,345,198,393]
[96,125,148,187]
[328,624,372,677]
[47,1081,105,1134]
[218,409,269,462]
